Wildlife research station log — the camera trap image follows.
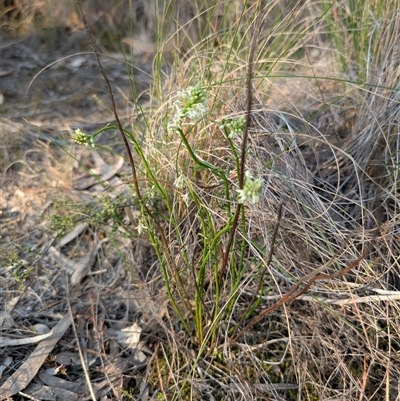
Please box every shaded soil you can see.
[1,27,152,129]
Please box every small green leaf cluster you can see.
[10,263,32,285]
[90,194,127,230]
[50,213,76,236]
[0,244,22,267]
[49,197,90,236]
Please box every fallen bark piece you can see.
[0,313,72,398]
[21,382,81,401]
[58,223,88,247]
[0,330,53,347]
[38,372,87,394]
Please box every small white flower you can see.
[182,193,191,206]
[73,129,95,147]
[147,186,156,199]
[237,171,263,204]
[174,175,186,190]
[167,119,181,133]
[219,116,246,138]
[169,84,208,131]
[185,103,208,120]
[136,219,147,235]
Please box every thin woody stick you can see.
[229,242,372,346]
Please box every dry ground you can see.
[1,11,159,400]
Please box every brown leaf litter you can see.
[0,140,166,399]
[0,28,163,400]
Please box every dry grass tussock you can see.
[1,1,400,401]
[139,5,400,401]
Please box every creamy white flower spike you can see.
[168,84,208,132]
[237,171,263,204]
[73,128,95,147]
